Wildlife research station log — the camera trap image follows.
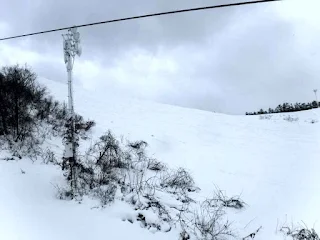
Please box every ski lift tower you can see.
[62,27,82,193]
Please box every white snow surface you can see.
[1,77,320,240]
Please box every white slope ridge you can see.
[0,77,320,240]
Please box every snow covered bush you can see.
[59,129,246,239]
[74,132,153,197]
[72,130,126,193]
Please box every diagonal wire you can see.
[0,0,281,41]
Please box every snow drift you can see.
[0,77,319,240]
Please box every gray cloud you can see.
[1,0,320,114]
[1,0,238,55]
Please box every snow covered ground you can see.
[1,78,319,240]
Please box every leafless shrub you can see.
[0,157,15,161]
[182,200,234,240]
[177,187,247,240]
[259,115,272,120]
[179,230,191,240]
[75,131,127,193]
[284,115,299,122]
[52,184,74,201]
[2,127,46,162]
[142,195,172,223]
[160,168,198,195]
[205,187,246,210]
[128,140,148,151]
[147,158,167,172]
[242,226,262,239]
[279,222,319,240]
[71,132,158,205]
[92,184,117,206]
[64,130,241,239]
[42,147,57,165]
[309,119,318,124]
[136,212,167,232]
[95,131,124,170]
[121,140,151,197]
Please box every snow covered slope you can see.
[1,78,319,240]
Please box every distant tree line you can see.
[246,101,320,115]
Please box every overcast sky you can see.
[0,0,319,114]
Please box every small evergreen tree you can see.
[312,101,318,108]
[275,105,282,113]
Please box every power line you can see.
[0,0,281,41]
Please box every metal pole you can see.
[62,27,81,196]
[67,60,76,194]
[67,63,74,117]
